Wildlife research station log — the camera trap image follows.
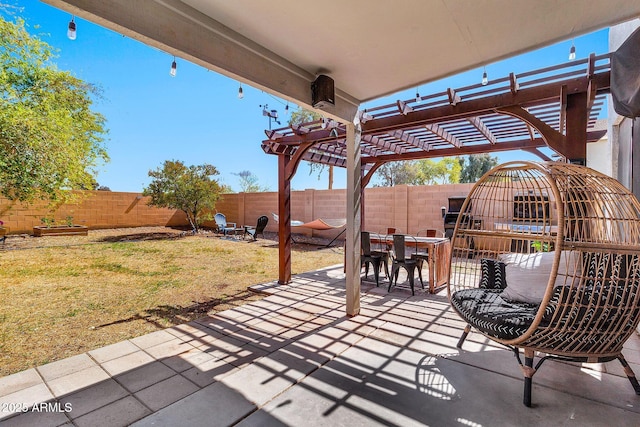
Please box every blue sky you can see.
[6,1,611,192]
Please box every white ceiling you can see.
[181,0,635,100]
[45,0,640,120]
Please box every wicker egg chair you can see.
[448,161,640,407]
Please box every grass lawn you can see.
[0,228,344,376]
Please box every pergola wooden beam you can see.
[468,116,498,144]
[320,140,381,157]
[364,137,548,163]
[495,105,566,155]
[363,71,609,135]
[291,123,311,135]
[397,100,414,115]
[361,134,407,154]
[424,123,463,148]
[523,147,553,161]
[390,130,430,150]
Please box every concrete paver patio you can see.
[2,265,640,426]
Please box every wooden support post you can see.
[277,154,292,285]
[565,92,588,164]
[360,168,366,231]
[345,120,362,317]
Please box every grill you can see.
[444,196,468,239]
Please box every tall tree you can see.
[232,170,269,192]
[459,154,499,183]
[373,161,422,186]
[288,107,335,189]
[416,158,461,185]
[143,160,223,232]
[0,15,108,203]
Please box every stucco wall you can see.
[0,184,475,237]
[0,191,187,234]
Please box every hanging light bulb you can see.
[285,103,289,111]
[169,57,177,77]
[415,88,421,103]
[67,16,76,40]
[568,40,576,61]
[481,67,488,86]
[238,83,244,99]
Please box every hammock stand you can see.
[272,214,347,247]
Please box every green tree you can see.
[373,161,422,186]
[289,107,335,189]
[143,160,223,232]
[0,16,108,203]
[233,170,269,192]
[459,154,499,183]
[416,157,461,185]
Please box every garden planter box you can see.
[33,225,89,237]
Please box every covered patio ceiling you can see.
[262,54,610,176]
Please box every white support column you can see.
[345,118,362,317]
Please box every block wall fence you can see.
[0,184,474,238]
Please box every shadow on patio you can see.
[1,265,640,426]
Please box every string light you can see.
[415,87,421,103]
[67,16,76,40]
[238,83,244,99]
[170,57,177,77]
[481,66,488,86]
[569,40,576,61]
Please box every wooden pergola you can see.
[263,54,611,287]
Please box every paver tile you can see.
[159,346,214,372]
[129,330,175,349]
[0,383,54,420]
[37,354,96,382]
[181,358,239,388]
[60,378,128,419]
[89,340,140,364]
[134,375,199,411]
[115,361,176,393]
[145,338,194,360]
[47,366,110,398]
[0,369,42,397]
[73,396,151,427]
[131,382,255,427]
[0,408,69,427]
[100,351,155,377]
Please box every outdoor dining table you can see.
[369,234,451,294]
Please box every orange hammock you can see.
[272,213,346,230]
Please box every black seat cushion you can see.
[451,289,538,340]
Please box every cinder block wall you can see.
[0,184,475,236]
[0,191,187,234]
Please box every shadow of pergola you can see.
[2,266,640,426]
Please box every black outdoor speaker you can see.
[311,74,335,108]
